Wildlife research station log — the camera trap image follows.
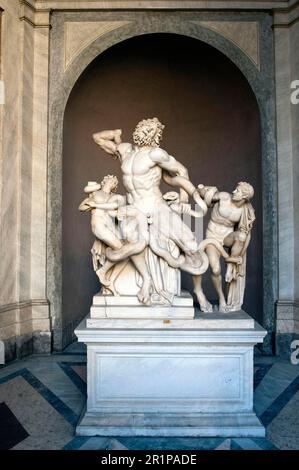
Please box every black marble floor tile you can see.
[0,402,29,450]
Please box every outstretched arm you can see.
[93,129,122,155]
[88,201,119,210]
[196,185,230,206]
[89,194,126,211]
[79,196,120,212]
[79,198,93,212]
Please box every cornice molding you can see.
[0,299,49,314]
[19,0,36,12]
[273,2,299,28]
[34,1,290,12]
[277,300,299,308]
[19,0,52,28]
[275,0,299,12]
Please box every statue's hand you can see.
[198,184,216,194]
[197,184,207,197]
[93,129,121,155]
[171,202,191,214]
[87,200,97,208]
[180,203,191,214]
[226,256,243,265]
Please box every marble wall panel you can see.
[31,25,50,301]
[0,1,51,358]
[274,28,294,301]
[0,0,20,306]
[290,22,299,300]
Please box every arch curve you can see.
[47,15,277,353]
[62,21,263,114]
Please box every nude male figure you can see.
[193,182,255,312]
[79,175,149,293]
[93,118,209,304]
[78,176,125,287]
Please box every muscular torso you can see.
[207,193,243,242]
[91,191,111,216]
[215,194,243,223]
[91,190,109,204]
[120,145,164,213]
[90,191,122,224]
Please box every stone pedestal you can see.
[75,308,266,437]
[90,291,194,319]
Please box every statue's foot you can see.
[201,302,213,313]
[218,302,229,313]
[96,269,111,287]
[138,279,152,306]
[195,291,213,313]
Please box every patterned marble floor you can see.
[0,343,298,450]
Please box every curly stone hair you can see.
[133,117,165,147]
[100,174,118,192]
[238,181,254,200]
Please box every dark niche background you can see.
[63,33,262,336]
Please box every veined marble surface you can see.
[86,310,255,328]
[75,315,266,437]
[0,344,298,449]
[0,1,51,352]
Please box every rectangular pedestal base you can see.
[90,291,194,319]
[75,312,266,438]
[76,409,265,438]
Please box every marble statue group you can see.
[79,117,255,313]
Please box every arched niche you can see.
[48,17,277,353]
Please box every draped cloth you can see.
[238,202,256,236]
[142,240,181,305]
[226,202,255,311]
[91,237,181,303]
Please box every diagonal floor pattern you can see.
[0,343,298,450]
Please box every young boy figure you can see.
[79,175,153,299]
[79,175,125,288]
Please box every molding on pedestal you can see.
[75,314,266,437]
[89,292,194,320]
[77,409,265,438]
